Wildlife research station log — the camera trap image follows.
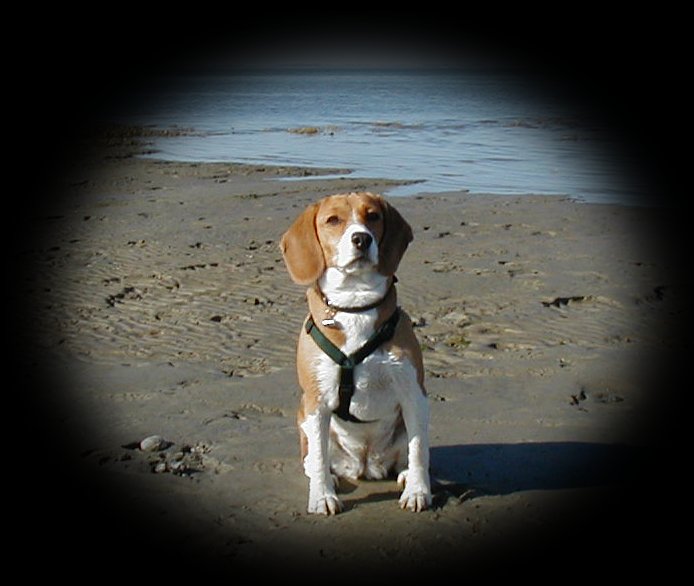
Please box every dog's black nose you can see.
[351,232,373,251]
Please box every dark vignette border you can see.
[12,16,687,581]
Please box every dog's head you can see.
[280,192,413,285]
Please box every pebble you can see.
[168,460,185,474]
[139,435,169,452]
[153,461,168,474]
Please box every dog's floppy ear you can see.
[378,197,413,276]
[280,203,326,285]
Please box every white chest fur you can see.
[310,305,415,480]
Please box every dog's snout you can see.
[351,232,373,251]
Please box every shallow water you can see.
[117,69,644,205]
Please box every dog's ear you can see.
[280,203,326,285]
[378,197,413,277]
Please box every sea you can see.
[116,69,646,205]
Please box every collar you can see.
[313,275,398,319]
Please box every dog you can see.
[280,192,431,515]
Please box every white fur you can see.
[319,219,387,311]
[300,410,342,514]
[304,231,432,513]
[319,268,389,314]
[333,217,379,272]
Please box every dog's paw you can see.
[397,470,432,512]
[399,489,431,512]
[307,493,343,515]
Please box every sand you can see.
[16,129,683,579]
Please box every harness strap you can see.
[305,308,400,423]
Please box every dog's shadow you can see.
[336,441,642,511]
[428,441,643,506]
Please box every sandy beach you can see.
[16,128,683,578]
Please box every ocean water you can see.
[118,70,643,205]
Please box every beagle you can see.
[280,192,431,514]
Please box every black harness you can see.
[305,308,401,424]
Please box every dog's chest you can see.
[314,311,402,419]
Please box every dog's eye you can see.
[326,215,342,226]
[365,211,381,223]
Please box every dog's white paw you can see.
[397,469,432,512]
[308,493,343,515]
[399,489,431,512]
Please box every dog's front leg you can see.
[300,409,343,515]
[396,380,432,512]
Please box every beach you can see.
[18,129,681,578]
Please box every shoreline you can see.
[18,130,681,577]
[76,122,646,206]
